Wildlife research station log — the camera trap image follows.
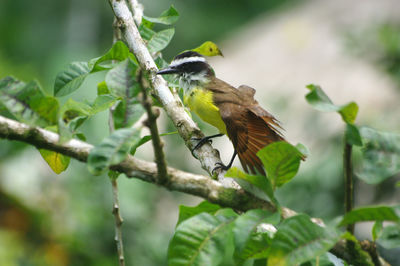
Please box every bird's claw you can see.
[212,162,230,175]
[191,137,212,152]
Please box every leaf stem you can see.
[344,141,354,234]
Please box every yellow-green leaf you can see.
[39,149,70,174]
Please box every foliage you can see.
[1,3,400,266]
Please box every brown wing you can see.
[219,102,285,175]
[209,79,285,175]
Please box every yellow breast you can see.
[184,87,227,134]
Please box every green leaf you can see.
[105,59,139,98]
[295,143,310,158]
[339,102,358,124]
[372,221,383,241]
[57,99,95,142]
[39,149,70,174]
[147,28,175,53]
[177,201,221,226]
[130,131,178,155]
[338,206,400,226]
[305,84,336,111]
[305,84,358,124]
[89,41,131,72]
[356,127,400,184]
[377,224,400,249]
[168,212,234,266]
[87,127,141,175]
[257,142,303,189]
[54,62,90,97]
[0,76,59,127]
[139,24,156,41]
[225,167,276,205]
[61,98,91,119]
[214,208,239,220]
[233,209,279,261]
[97,81,110,95]
[143,5,179,25]
[90,94,118,115]
[112,98,145,129]
[268,214,341,266]
[345,123,363,146]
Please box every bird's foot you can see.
[191,136,213,152]
[212,162,232,175]
[191,133,224,152]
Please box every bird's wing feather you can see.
[219,102,285,175]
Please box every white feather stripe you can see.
[169,56,206,67]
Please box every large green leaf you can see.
[143,5,179,25]
[225,167,276,205]
[177,201,221,226]
[233,209,279,262]
[90,94,118,115]
[147,28,175,53]
[268,214,341,266]
[112,98,145,129]
[257,142,303,189]
[54,62,90,97]
[87,127,141,175]
[338,206,400,226]
[305,84,358,124]
[105,59,140,99]
[139,24,156,41]
[168,213,234,266]
[0,76,59,127]
[89,41,131,72]
[39,149,70,174]
[377,224,400,249]
[356,127,400,184]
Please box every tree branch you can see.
[0,115,271,212]
[0,115,386,265]
[107,0,237,187]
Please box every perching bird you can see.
[157,51,285,175]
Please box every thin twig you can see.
[344,141,354,234]
[109,22,125,266]
[111,178,125,266]
[109,108,125,266]
[139,70,169,184]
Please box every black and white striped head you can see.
[157,51,214,90]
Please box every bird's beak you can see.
[157,67,179,75]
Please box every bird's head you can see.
[157,51,214,91]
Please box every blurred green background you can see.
[1,0,400,265]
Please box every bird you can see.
[157,51,285,175]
